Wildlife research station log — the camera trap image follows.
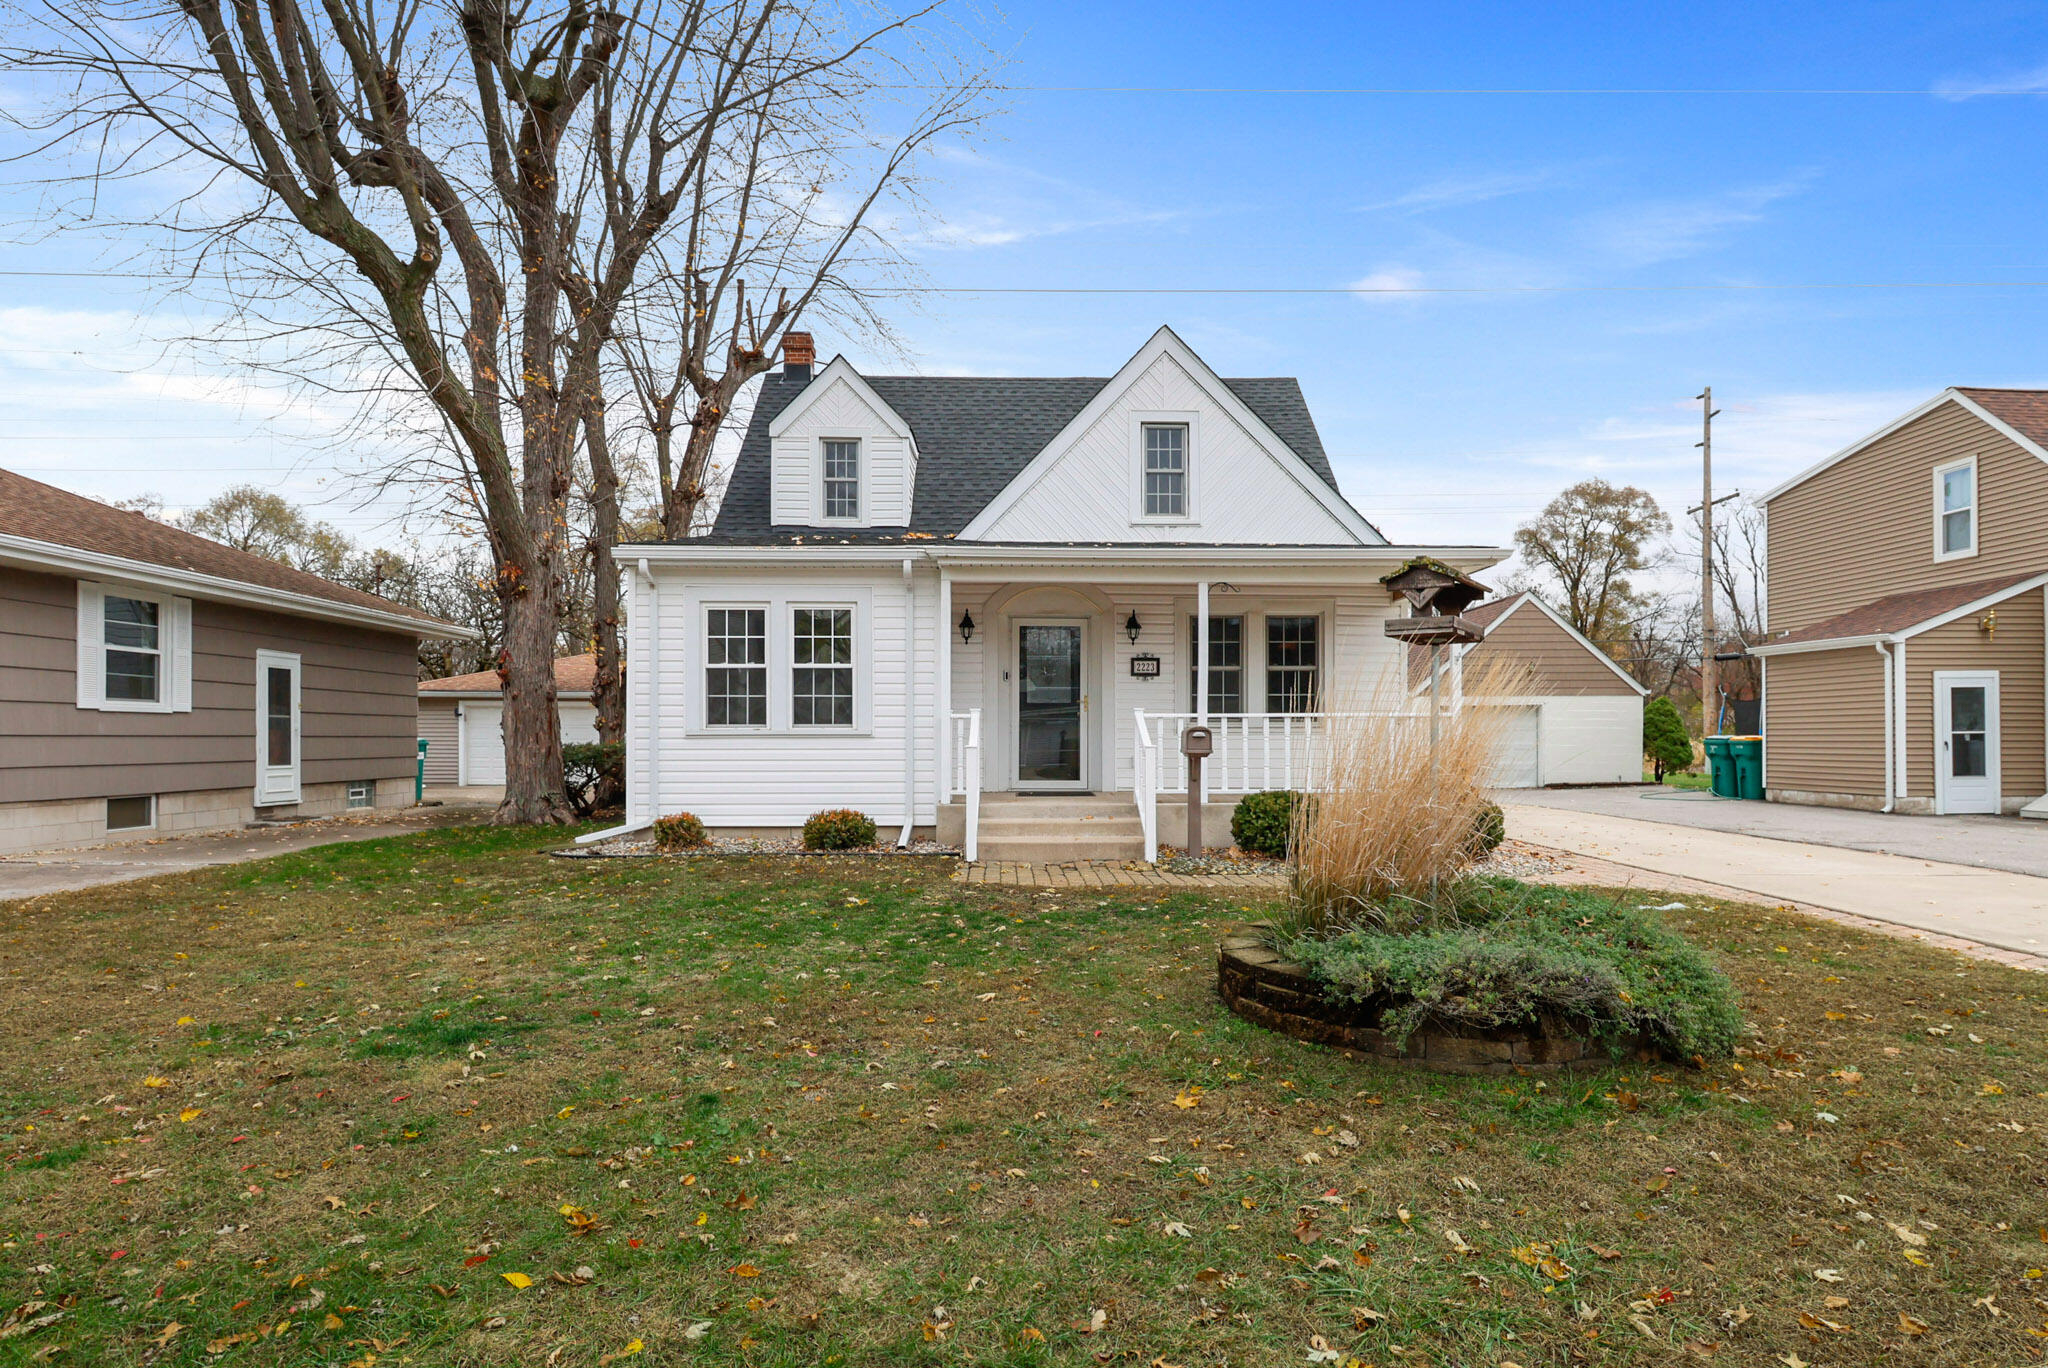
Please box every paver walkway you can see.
[1507,802,2048,961]
[956,860,1286,890]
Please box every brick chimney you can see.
[781,331,815,382]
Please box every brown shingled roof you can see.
[0,467,454,630]
[1765,570,2045,648]
[1954,387,2048,451]
[419,654,599,695]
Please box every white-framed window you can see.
[791,606,855,727]
[1142,424,1188,517]
[1188,614,1245,714]
[704,606,769,727]
[1265,614,1321,713]
[1934,455,1977,561]
[76,581,191,713]
[106,794,155,831]
[822,439,860,520]
[1179,605,1327,715]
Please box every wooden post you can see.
[1698,387,1719,736]
[1187,751,1203,856]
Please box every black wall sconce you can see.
[958,609,976,644]
[1124,610,1143,644]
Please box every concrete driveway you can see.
[0,802,493,902]
[1505,796,2048,961]
[1506,784,2048,878]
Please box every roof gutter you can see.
[0,531,476,640]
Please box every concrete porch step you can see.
[975,836,1146,863]
[978,815,1144,839]
[972,793,1146,863]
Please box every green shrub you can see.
[1466,800,1505,858]
[1283,879,1741,1061]
[1643,696,1693,782]
[1231,790,1303,858]
[803,808,877,851]
[653,812,707,851]
[562,741,625,817]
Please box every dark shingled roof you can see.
[1766,570,2044,648]
[0,466,454,629]
[708,370,1367,543]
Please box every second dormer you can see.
[768,337,917,528]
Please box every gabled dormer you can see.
[767,342,917,528]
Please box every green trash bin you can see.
[1702,735,1734,798]
[416,738,429,803]
[1727,736,1764,801]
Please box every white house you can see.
[600,326,1507,860]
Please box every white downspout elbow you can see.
[1876,640,1894,814]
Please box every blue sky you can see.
[7,0,2048,561]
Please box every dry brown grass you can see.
[1288,655,1532,934]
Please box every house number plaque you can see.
[1128,654,1161,678]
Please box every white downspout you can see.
[1195,580,1210,809]
[1876,640,1895,814]
[898,558,917,847]
[576,558,660,845]
[1893,638,1909,804]
[937,568,953,809]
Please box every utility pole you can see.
[1696,387,1721,735]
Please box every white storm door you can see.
[1015,620,1088,790]
[1933,671,1999,815]
[254,650,302,806]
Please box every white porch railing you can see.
[1134,709,1160,862]
[1134,709,1434,805]
[948,708,983,861]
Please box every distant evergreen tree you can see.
[1643,696,1693,782]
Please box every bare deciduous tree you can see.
[1512,479,1672,653]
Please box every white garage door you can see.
[461,702,506,786]
[1486,705,1542,788]
[559,701,600,745]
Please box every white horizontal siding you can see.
[975,351,1359,545]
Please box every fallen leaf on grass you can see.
[1811,1269,1844,1283]
[1072,1309,1108,1335]
[1351,1307,1386,1330]
[597,1339,644,1364]
[682,1322,713,1340]
[728,1264,762,1278]
[1885,1221,1927,1247]
[1172,1088,1203,1109]
[324,1312,346,1330]
[1898,1313,1930,1337]
[179,1108,204,1123]
[151,1322,182,1348]
[1162,1221,1192,1238]
[1304,1335,1343,1363]
[500,1273,532,1290]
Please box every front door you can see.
[1934,671,1999,815]
[254,650,302,806]
[1016,621,1087,789]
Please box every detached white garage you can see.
[418,654,605,787]
[1417,594,1649,788]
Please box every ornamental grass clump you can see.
[1286,656,1530,936]
[1284,879,1742,1061]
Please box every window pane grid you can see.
[1142,424,1187,516]
[1266,615,1320,713]
[792,607,854,726]
[1188,615,1243,714]
[706,608,768,726]
[104,596,162,703]
[824,440,859,519]
[1940,465,1974,554]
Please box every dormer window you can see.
[823,439,860,520]
[1934,456,1976,561]
[1141,423,1188,517]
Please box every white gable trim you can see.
[1760,389,2048,505]
[1491,592,1650,695]
[956,326,1384,544]
[767,356,915,445]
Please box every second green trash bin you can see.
[1727,735,1764,801]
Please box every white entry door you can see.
[1015,620,1088,790]
[254,650,302,806]
[1934,671,1999,815]
[1485,705,1542,788]
[461,701,507,786]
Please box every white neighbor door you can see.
[254,650,302,806]
[461,702,508,787]
[1934,671,1999,815]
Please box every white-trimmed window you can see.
[705,607,768,727]
[76,581,192,713]
[107,795,155,831]
[1142,423,1188,517]
[822,439,860,520]
[791,607,855,726]
[1934,456,1976,561]
[1265,614,1321,713]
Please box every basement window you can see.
[347,780,374,809]
[107,795,155,831]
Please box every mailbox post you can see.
[1181,725,1213,857]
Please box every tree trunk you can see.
[497,567,572,824]
[582,392,627,808]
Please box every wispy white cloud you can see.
[914,145,1209,253]
[1357,166,1570,215]
[1346,265,1429,300]
[1578,174,1814,269]
[1932,60,2048,99]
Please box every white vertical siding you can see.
[975,351,1359,545]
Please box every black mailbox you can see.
[1181,725,1213,759]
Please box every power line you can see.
[881,84,2043,96]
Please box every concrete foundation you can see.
[0,776,411,857]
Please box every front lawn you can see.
[3,830,2045,1365]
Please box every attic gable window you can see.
[1142,424,1188,517]
[822,439,860,520]
[1934,456,1976,560]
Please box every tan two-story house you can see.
[1753,388,2048,817]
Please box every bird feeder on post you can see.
[1380,559,1491,785]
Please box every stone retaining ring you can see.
[1217,927,1654,1075]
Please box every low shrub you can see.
[1282,878,1741,1061]
[803,808,877,851]
[1231,790,1303,858]
[1466,800,1505,858]
[562,741,625,817]
[653,812,707,851]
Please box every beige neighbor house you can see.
[1753,388,2048,817]
[1411,592,1649,787]
[0,468,473,855]
[418,654,604,787]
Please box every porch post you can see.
[937,570,953,800]
[1196,580,1210,807]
